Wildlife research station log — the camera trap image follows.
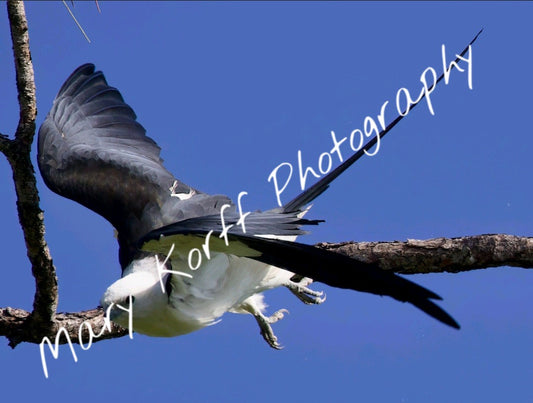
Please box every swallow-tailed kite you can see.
[38,64,459,348]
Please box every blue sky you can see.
[0,2,531,402]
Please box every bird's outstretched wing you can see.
[38,64,323,266]
[38,64,230,255]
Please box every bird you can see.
[38,63,459,349]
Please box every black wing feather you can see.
[139,226,459,329]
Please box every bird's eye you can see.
[118,295,134,306]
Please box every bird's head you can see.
[100,254,206,337]
[100,255,165,330]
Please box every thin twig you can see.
[62,0,91,43]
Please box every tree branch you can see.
[7,0,35,145]
[1,233,531,347]
[316,234,533,274]
[0,308,129,347]
[4,0,58,345]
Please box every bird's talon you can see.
[253,310,286,349]
[266,308,289,323]
[285,278,326,305]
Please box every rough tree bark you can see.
[0,1,530,349]
[317,235,533,274]
[0,0,128,348]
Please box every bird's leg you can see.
[285,275,326,305]
[253,308,289,350]
[238,297,288,350]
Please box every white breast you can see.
[102,252,293,337]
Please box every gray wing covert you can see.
[37,64,221,245]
